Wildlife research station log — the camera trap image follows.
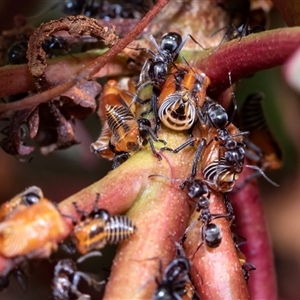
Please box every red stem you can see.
[196,27,300,97]
[230,165,277,300]
[184,191,250,299]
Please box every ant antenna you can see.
[77,251,102,264]
[148,174,186,184]
[244,164,279,187]
[228,71,237,124]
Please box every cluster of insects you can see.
[0,189,137,299]
[88,29,281,297]
[0,1,282,297]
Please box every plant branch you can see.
[230,164,277,300]
[0,0,170,116]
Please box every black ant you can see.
[153,256,193,300]
[134,32,205,133]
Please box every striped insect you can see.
[184,123,246,193]
[199,124,278,191]
[157,64,210,131]
[0,198,68,259]
[239,92,282,171]
[52,258,104,300]
[90,79,136,161]
[106,103,164,168]
[135,32,205,132]
[0,186,43,222]
[202,132,246,192]
[91,79,163,167]
[71,201,136,254]
[153,257,194,300]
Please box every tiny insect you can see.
[135,32,204,132]
[153,257,193,300]
[0,198,68,259]
[6,40,28,65]
[213,21,265,44]
[188,124,246,193]
[232,234,256,282]
[90,79,137,161]
[106,104,164,168]
[52,258,104,300]
[160,92,236,156]
[183,200,223,251]
[71,201,137,254]
[6,35,68,65]
[0,186,43,221]
[239,92,282,171]
[180,178,233,253]
[157,64,210,131]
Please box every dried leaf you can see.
[60,80,101,118]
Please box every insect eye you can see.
[22,192,41,205]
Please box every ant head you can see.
[90,208,110,222]
[224,146,245,166]
[160,32,183,56]
[184,178,209,199]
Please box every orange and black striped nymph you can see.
[158,64,210,131]
[71,208,136,254]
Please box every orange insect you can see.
[71,204,136,254]
[0,198,68,259]
[181,281,199,300]
[190,123,247,193]
[90,79,136,161]
[157,64,210,131]
[0,186,43,222]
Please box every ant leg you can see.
[227,71,237,124]
[77,251,102,263]
[191,138,206,177]
[192,225,205,259]
[147,138,162,161]
[245,164,279,187]
[152,88,161,134]
[142,124,166,145]
[181,219,200,245]
[161,137,195,154]
[112,152,130,169]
